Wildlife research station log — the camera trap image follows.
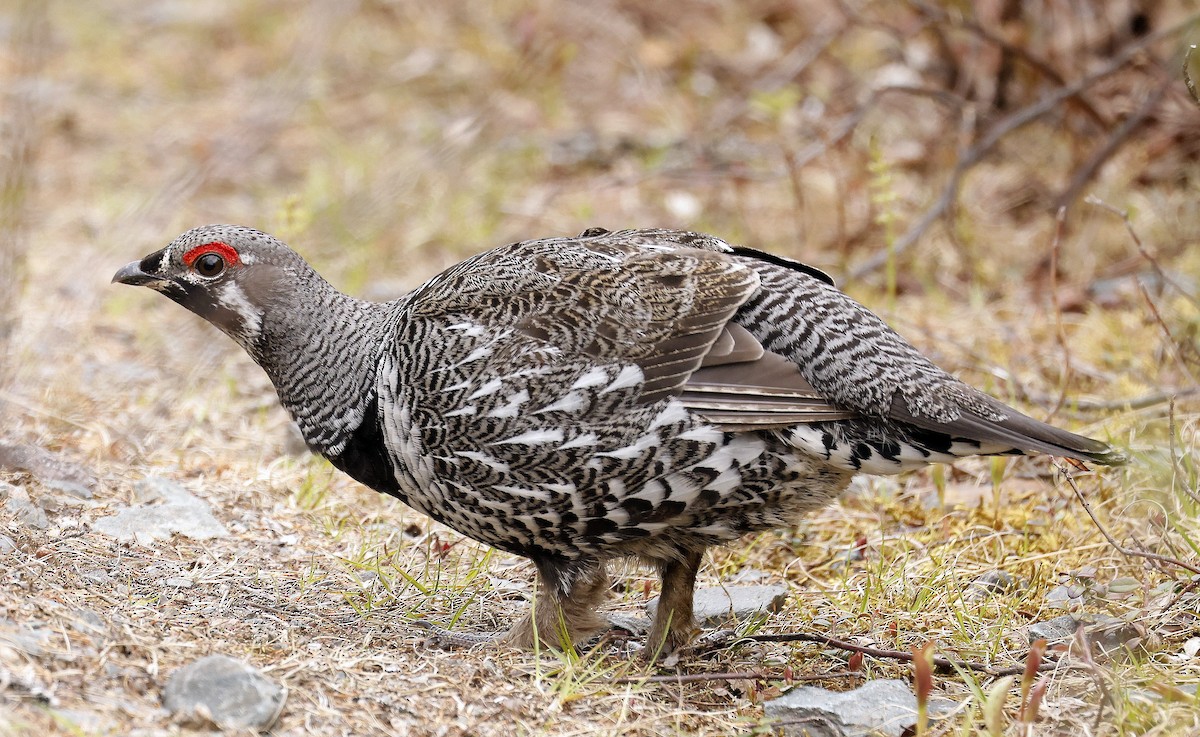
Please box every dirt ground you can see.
[1,1,1198,735]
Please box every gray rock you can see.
[1128,682,1198,704]
[0,619,50,656]
[42,478,94,500]
[133,476,195,504]
[967,570,1020,599]
[1028,614,1079,643]
[928,696,962,719]
[731,568,771,584]
[0,443,95,499]
[646,585,788,626]
[47,709,111,734]
[162,654,285,730]
[1084,614,1144,655]
[0,534,14,554]
[70,609,108,637]
[763,679,917,737]
[81,568,112,585]
[93,477,227,545]
[4,486,49,530]
[1027,613,1143,656]
[605,614,651,636]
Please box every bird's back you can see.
[370,227,1118,560]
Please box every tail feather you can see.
[889,393,1126,466]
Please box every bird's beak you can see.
[112,260,165,286]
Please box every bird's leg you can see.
[645,548,704,660]
[502,558,610,652]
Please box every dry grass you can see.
[2,1,1198,735]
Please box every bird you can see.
[113,224,1124,657]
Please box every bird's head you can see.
[113,224,304,350]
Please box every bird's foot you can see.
[411,619,501,649]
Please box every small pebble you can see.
[81,569,113,585]
[1028,613,1143,657]
[70,609,107,636]
[764,678,937,737]
[1044,583,1084,610]
[0,443,96,499]
[162,654,285,731]
[5,489,49,530]
[93,476,228,545]
[966,570,1019,599]
[0,619,50,656]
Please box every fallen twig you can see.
[742,631,1063,677]
[1056,462,1200,577]
[1185,44,1200,106]
[1025,388,1199,413]
[1168,398,1200,507]
[1085,195,1200,311]
[1048,206,1072,421]
[609,669,859,685]
[1135,281,1200,387]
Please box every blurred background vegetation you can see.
[1,0,1198,734]
[3,0,1194,448]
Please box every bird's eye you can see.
[195,252,225,277]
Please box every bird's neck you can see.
[249,275,397,457]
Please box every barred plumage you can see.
[114,224,1124,656]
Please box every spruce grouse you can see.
[114,225,1123,655]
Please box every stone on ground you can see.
[0,443,96,499]
[93,477,228,545]
[2,484,48,530]
[763,679,918,737]
[162,654,285,731]
[1027,613,1143,657]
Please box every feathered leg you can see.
[646,548,704,658]
[503,557,610,651]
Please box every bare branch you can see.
[743,631,1063,677]
[1057,463,1200,577]
[1185,44,1200,106]
[1055,80,1172,210]
[609,669,859,685]
[850,11,1200,279]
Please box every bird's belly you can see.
[382,413,853,560]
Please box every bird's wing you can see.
[409,232,765,400]
[679,323,856,429]
[409,230,862,428]
[726,248,1123,464]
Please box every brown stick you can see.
[1185,44,1200,106]
[1047,206,1072,421]
[742,631,1063,677]
[1055,80,1172,211]
[908,0,1108,127]
[609,669,859,685]
[849,10,1200,279]
[1085,196,1200,311]
[1056,463,1200,577]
